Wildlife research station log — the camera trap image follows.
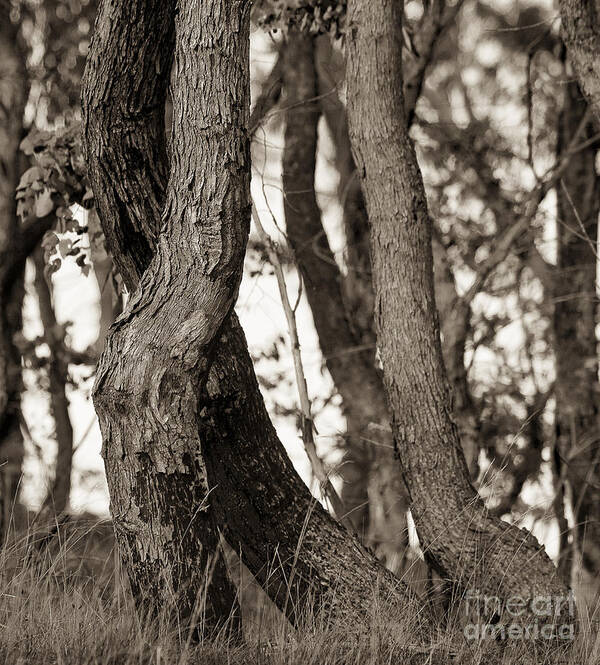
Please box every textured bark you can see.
[82,0,431,636]
[559,0,600,123]
[554,77,600,582]
[345,0,571,629]
[81,0,174,292]
[202,315,427,630]
[83,0,243,631]
[34,249,74,515]
[0,7,27,535]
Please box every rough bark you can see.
[345,0,571,630]
[554,76,600,584]
[559,0,600,124]
[82,0,431,637]
[81,0,174,292]
[83,0,243,631]
[34,249,75,515]
[0,5,27,536]
[202,315,427,630]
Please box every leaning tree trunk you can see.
[0,8,28,539]
[344,0,572,636]
[313,29,479,574]
[554,74,600,589]
[311,37,412,570]
[82,0,430,640]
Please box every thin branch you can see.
[251,201,351,530]
[463,106,593,305]
[249,51,284,136]
[559,179,600,261]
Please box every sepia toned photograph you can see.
[0,0,598,662]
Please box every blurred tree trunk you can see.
[281,30,409,563]
[0,6,27,539]
[431,237,480,477]
[559,0,600,124]
[345,0,571,630]
[313,39,409,568]
[82,0,432,639]
[33,248,74,515]
[88,209,122,355]
[554,74,600,585]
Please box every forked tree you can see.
[81,0,575,652]
[82,0,426,638]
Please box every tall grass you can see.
[0,516,598,664]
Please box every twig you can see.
[559,180,600,261]
[249,51,284,136]
[251,202,351,528]
[463,107,593,305]
[526,50,536,177]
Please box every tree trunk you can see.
[82,0,432,639]
[34,248,75,515]
[345,0,571,631]
[313,34,411,569]
[0,7,27,538]
[281,30,409,555]
[287,31,415,571]
[554,74,600,588]
[83,0,244,632]
[202,314,427,631]
[559,0,600,124]
[313,31,478,576]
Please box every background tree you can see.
[0,0,28,535]
[344,0,570,637]
[0,0,101,522]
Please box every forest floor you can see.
[1,515,598,665]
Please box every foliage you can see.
[253,0,346,37]
[16,124,92,277]
[14,0,96,124]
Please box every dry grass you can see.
[0,516,598,665]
